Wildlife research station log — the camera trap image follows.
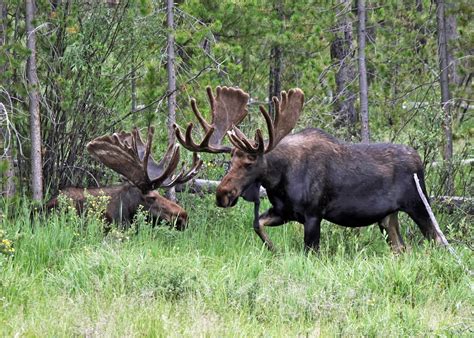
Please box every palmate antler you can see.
[173,86,250,153]
[227,88,304,154]
[86,127,203,193]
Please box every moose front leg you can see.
[252,203,285,252]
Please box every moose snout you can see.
[216,187,239,208]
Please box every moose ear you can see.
[240,182,261,203]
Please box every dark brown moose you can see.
[174,86,448,252]
[46,127,202,230]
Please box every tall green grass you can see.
[1,193,472,336]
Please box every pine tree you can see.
[358,0,370,142]
[26,0,43,201]
[435,0,454,195]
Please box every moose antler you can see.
[227,88,304,154]
[160,153,203,188]
[86,127,203,192]
[174,86,250,153]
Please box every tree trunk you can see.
[26,0,43,201]
[0,0,5,73]
[0,0,15,197]
[131,65,137,112]
[166,0,176,201]
[414,0,427,55]
[268,0,283,117]
[330,0,356,135]
[444,7,469,130]
[445,12,461,86]
[268,45,282,116]
[0,106,16,198]
[130,24,137,113]
[357,0,370,143]
[435,0,454,195]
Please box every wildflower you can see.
[0,229,14,257]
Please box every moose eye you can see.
[247,154,257,161]
[145,196,156,204]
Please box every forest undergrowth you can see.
[0,193,472,336]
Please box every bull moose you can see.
[174,86,448,252]
[46,127,202,230]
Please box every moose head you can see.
[174,86,304,208]
[86,126,203,229]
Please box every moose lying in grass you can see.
[174,86,448,252]
[46,127,202,230]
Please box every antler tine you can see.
[174,123,227,154]
[206,86,215,120]
[174,123,197,151]
[172,93,216,153]
[229,126,254,149]
[225,88,304,155]
[144,127,154,171]
[160,153,204,188]
[174,85,250,153]
[191,98,212,132]
[177,153,204,183]
[130,126,159,190]
[265,88,304,153]
[273,90,285,129]
[228,129,253,152]
[226,103,271,154]
[259,104,275,153]
[131,126,154,173]
[227,125,265,154]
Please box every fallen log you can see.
[431,196,474,215]
[431,158,474,167]
[175,179,267,197]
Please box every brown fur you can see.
[45,184,187,230]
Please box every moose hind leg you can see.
[378,212,405,253]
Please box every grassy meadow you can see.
[0,193,472,336]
